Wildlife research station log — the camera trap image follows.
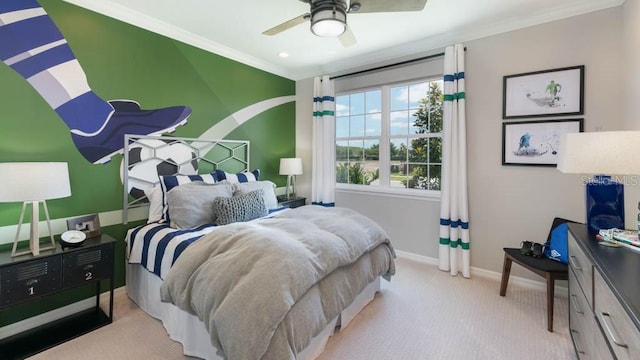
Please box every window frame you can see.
[335,76,443,200]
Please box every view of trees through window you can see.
[336,79,443,191]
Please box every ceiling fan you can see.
[262,0,428,47]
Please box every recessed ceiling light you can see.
[278,52,289,58]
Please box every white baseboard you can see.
[395,250,568,298]
[0,286,126,340]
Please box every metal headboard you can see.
[122,134,250,224]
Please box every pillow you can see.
[167,182,233,229]
[159,173,217,222]
[212,189,268,225]
[213,169,260,183]
[144,186,163,223]
[233,180,278,210]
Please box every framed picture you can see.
[503,65,584,119]
[502,119,583,166]
[66,214,101,238]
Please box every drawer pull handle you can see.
[600,312,628,348]
[570,329,586,354]
[570,294,583,314]
[569,256,582,270]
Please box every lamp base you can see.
[11,201,56,257]
[586,175,624,233]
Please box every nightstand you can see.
[0,234,115,359]
[277,196,306,209]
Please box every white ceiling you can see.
[64,0,624,80]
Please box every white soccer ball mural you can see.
[121,139,198,201]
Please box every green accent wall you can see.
[0,1,295,325]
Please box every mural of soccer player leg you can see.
[0,0,191,164]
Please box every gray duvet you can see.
[160,205,395,360]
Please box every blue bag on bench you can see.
[544,222,569,264]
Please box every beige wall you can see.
[296,6,626,279]
[624,0,640,130]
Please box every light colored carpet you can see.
[29,256,576,360]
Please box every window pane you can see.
[429,81,444,133]
[348,140,363,161]
[336,95,349,116]
[429,165,442,190]
[350,93,365,115]
[366,90,381,114]
[336,140,349,161]
[364,161,380,186]
[429,137,442,163]
[407,164,428,189]
[366,114,381,136]
[390,138,407,162]
[390,86,407,111]
[350,115,365,137]
[409,138,428,163]
[390,110,409,135]
[336,162,349,184]
[390,164,407,188]
[364,139,379,161]
[410,111,424,134]
[336,116,349,138]
[409,82,428,109]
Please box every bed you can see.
[121,135,396,359]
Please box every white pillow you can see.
[233,180,278,210]
[144,186,163,223]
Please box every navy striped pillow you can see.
[213,169,260,183]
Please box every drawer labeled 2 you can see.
[0,257,62,308]
[62,244,114,287]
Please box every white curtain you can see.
[311,75,336,206]
[438,44,470,278]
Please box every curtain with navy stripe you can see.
[439,44,470,278]
[311,76,336,206]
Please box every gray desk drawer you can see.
[594,270,640,360]
[569,232,593,309]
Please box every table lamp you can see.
[0,162,71,257]
[557,131,640,232]
[279,158,303,199]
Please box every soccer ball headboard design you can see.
[122,134,250,223]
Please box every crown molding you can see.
[63,0,295,80]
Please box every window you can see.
[335,78,443,194]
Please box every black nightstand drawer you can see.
[62,244,114,287]
[278,196,306,209]
[0,257,62,308]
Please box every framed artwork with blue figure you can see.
[502,119,583,166]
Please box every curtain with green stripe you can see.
[311,76,336,206]
[438,44,470,278]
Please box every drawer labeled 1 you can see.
[0,257,62,308]
[62,245,114,288]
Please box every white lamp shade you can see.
[0,162,71,202]
[279,158,303,176]
[557,131,640,175]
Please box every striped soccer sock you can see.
[0,0,113,135]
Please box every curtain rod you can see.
[330,47,466,80]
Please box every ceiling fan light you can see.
[310,3,347,37]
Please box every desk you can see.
[0,234,115,359]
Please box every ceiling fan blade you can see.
[262,13,310,36]
[351,0,428,13]
[339,25,357,47]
